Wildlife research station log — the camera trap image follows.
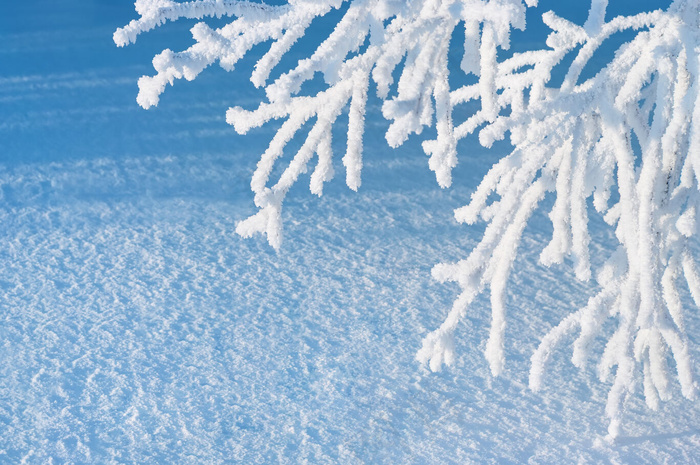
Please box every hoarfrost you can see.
[117,0,700,438]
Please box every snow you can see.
[1,0,699,463]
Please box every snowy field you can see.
[2,1,700,463]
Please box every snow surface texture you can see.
[2,0,700,463]
[115,0,700,441]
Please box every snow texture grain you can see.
[1,0,699,463]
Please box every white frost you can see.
[118,0,700,438]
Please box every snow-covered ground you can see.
[1,1,699,463]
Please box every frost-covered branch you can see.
[117,0,700,439]
[116,0,537,247]
[417,0,700,438]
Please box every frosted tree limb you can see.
[118,0,700,438]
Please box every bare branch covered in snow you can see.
[117,0,700,439]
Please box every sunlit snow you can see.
[1,1,699,463]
